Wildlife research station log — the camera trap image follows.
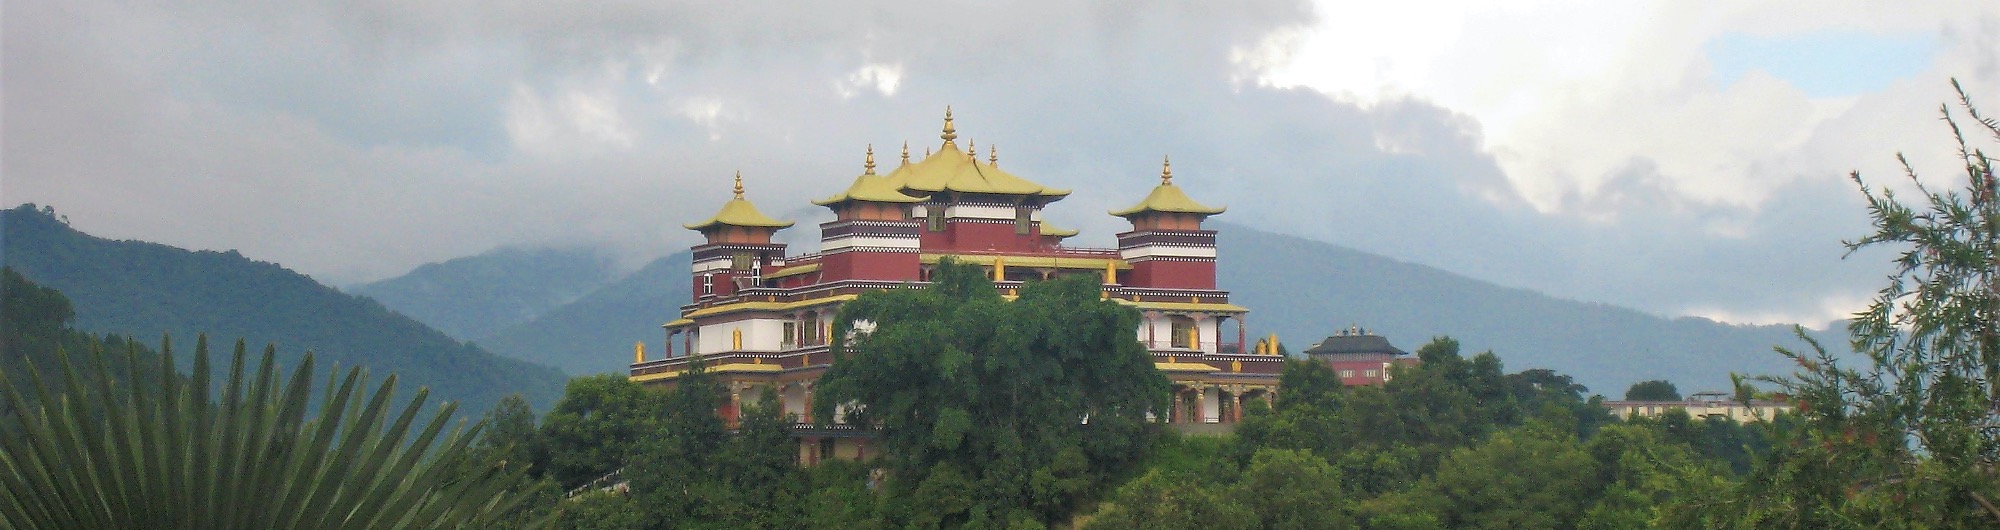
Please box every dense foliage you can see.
[1,204,567,413]
[1625,379,1682,401]
[813,259,1170,527]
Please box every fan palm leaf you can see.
[0,335,546,529]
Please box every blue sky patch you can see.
[1706,30,1937,98]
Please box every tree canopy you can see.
[813,259,1171,526]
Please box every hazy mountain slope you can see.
[1217,223,1806,394]
[0,204,567,413]
[348,247,617,340]
[475,252,692,376]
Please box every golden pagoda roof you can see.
[684,172,796,230]
[814,145,927,206]
[881,108,1071,199]
[1039,223,1078,238]
[1109,156,1225,218]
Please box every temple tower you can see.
[882,108,1072,256]
[684,173,794,301]
[1110,157,1226,289]
[812,145,926,281]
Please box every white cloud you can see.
[1260,1,2000,215]
[836,62,904,98]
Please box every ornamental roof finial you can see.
[966,139,976,160]
[1161,155,1173,185]
[901,141,911,164]
[989,144,998,166]
[941,106,957,143]
[733,171,745,199]
[864,144,876,175]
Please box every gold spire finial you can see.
[966,139,976,160]
[864,144,876,175]
[901,141,911,164]
[634,341,646,363]
[733,171,745,199]
[989,144,998,166]
[1160,155,1173,185]
[941,106,957,142]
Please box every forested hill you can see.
[347,247,617,340]
[0,205,566,413]
[1218,223,1808,394]
[474,252,693,376]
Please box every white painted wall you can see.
[696,318,790,353]
[1119,245,1217,259]
[820,235,921,252]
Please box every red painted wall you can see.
[822,251,921,282]
[1129,259,1217,289]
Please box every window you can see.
[1340,369,1355,378]
[927,206,945,231]
[1014,206,1032,235]
[782,322,797,348]
[702,273,713,295]
[802,313,821,345]
[1169,316,1195,349]
[1364,369,1378,378]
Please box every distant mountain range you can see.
[0,204,567,414]
[347,247,617,340]
[472,252,691,376]
[355,221,1810,394]
[1214,223,1808,395]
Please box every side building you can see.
[1602,391,1793,423]
[1301,326,1418,386]
[628,110,1283,461]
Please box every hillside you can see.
[474,251,692,375]
[348,247,617,340]
[0,205,567,413]
[1218,223,1807,394]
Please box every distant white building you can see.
[1602,391,1792,422]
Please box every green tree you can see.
[814,259,1171,526]
[1235,448,1355,529]
[1731,80,2000,527]
[0,336,542,528]
[479,393,543,470]
[1625,380,1681,401]
[1369,421,1595,529]
[1080,469,1252,530]
[539,374,658,488]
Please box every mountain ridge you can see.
[0,204,568,413]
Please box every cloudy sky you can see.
[8,0,1998,327]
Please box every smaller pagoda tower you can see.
[1110,156,1227,289]
[812,145,926,281]
[684,172,794,301]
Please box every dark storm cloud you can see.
[3,0,1890,323]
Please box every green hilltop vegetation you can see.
[347,246,618,340]
[0,204,567,413]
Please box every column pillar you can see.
[1145,312,1158,349]
[802,382,816,424]
[727,383,743,429]
[1231,389,1244,423]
